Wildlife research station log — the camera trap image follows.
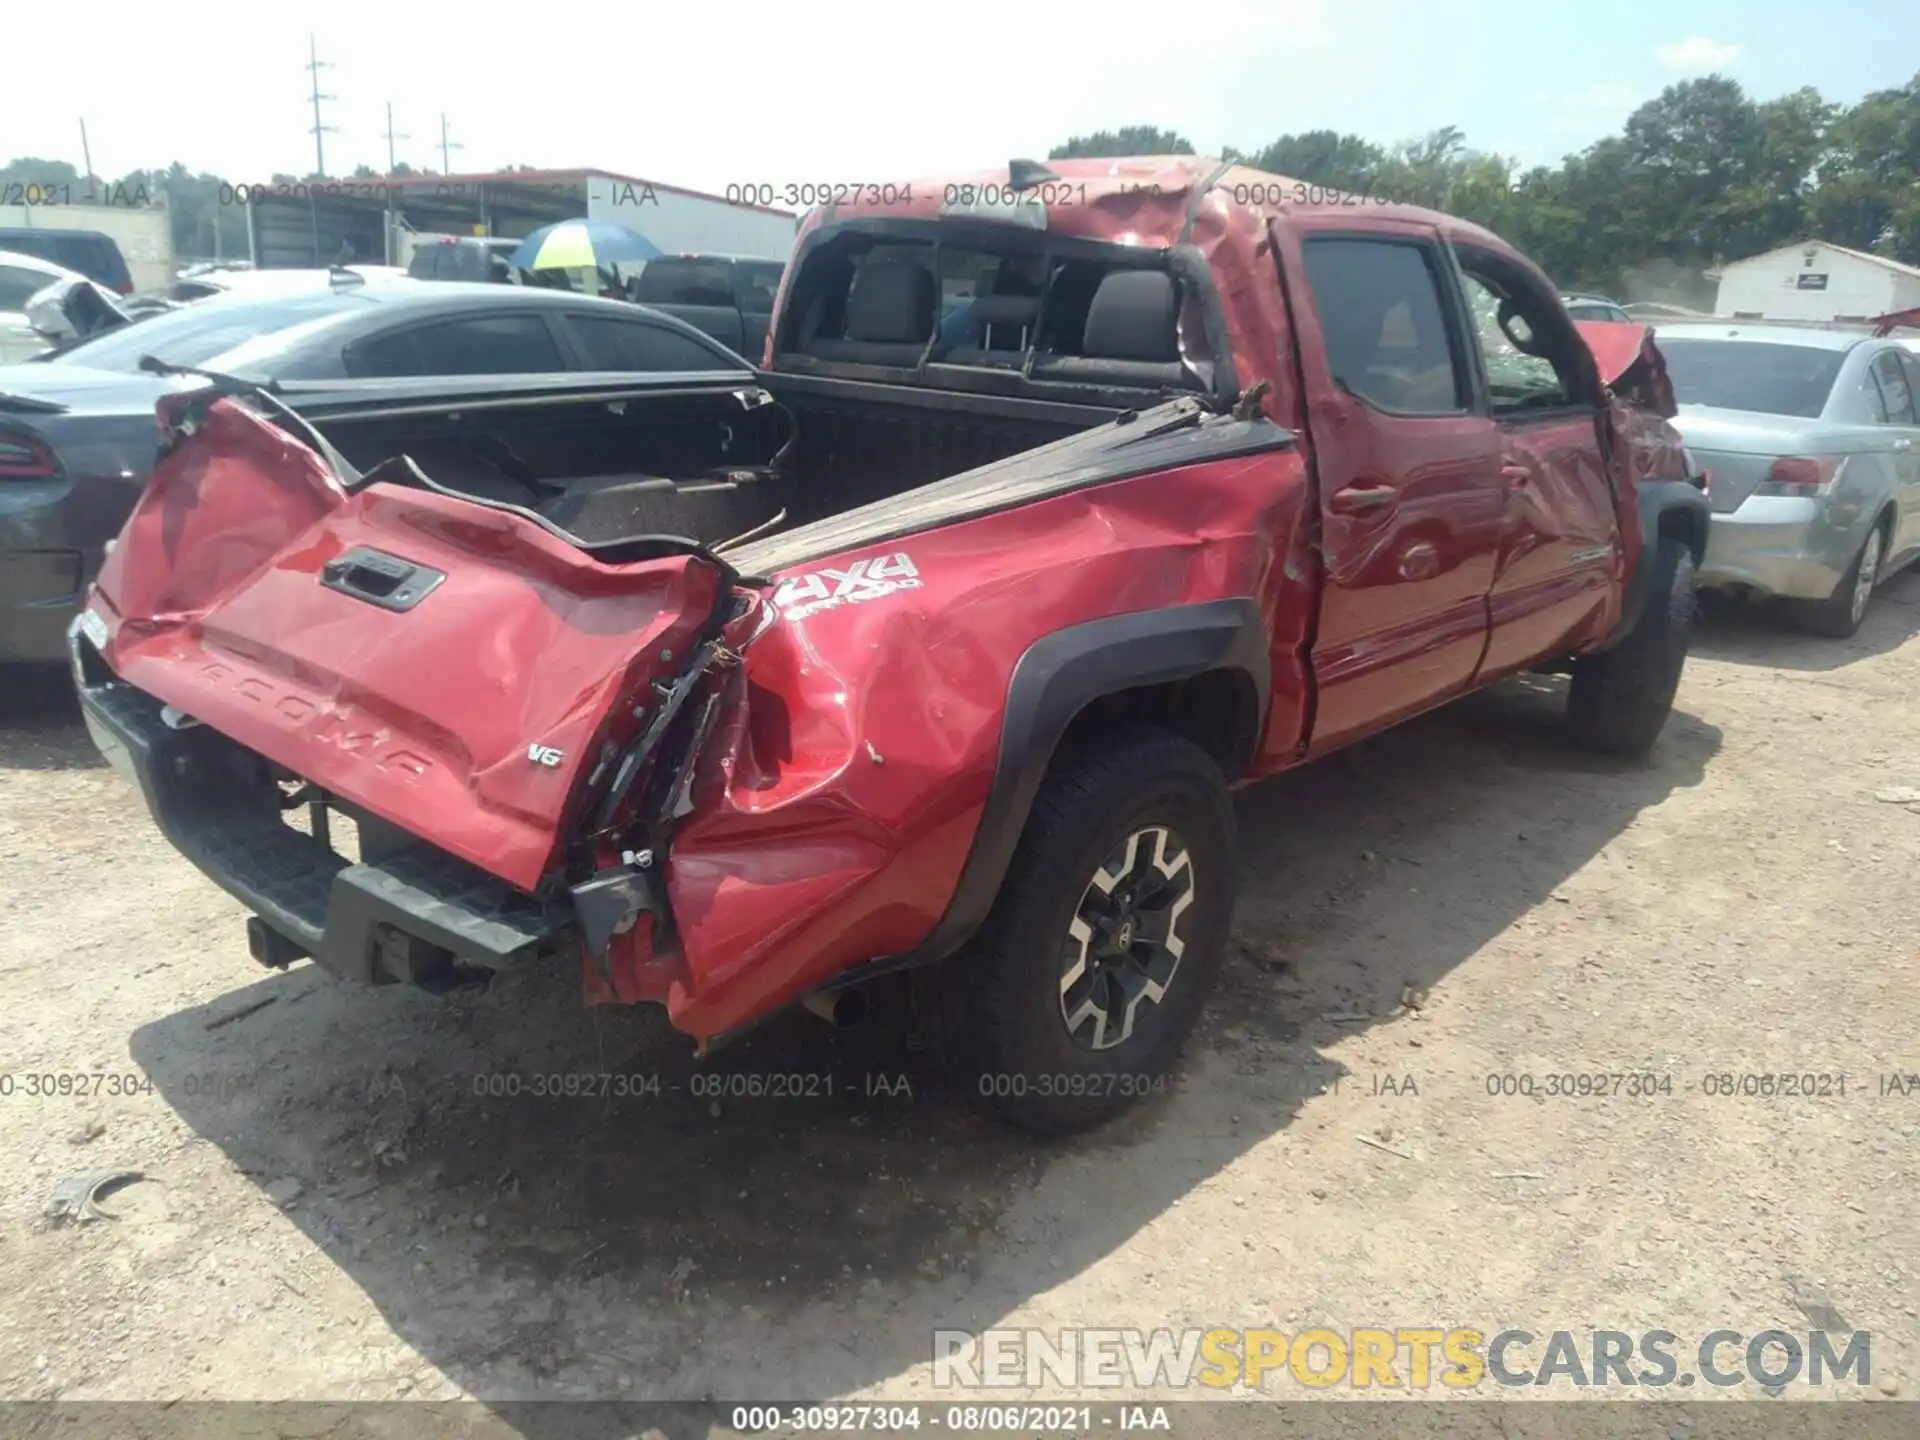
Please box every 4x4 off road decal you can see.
[773,554,922,622]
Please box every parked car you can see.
[1562,293,1632,323]
[406,237,520,284]
[0,250,89,363]
[70,157,1704,1135]
[624,254,786,361]
[0,279,750,662]
[1656,321,1920,636]
[0,228,133,295]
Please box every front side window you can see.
[1299,237,1464,414]
[1453,251,1578,412]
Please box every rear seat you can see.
[939,293,1042,368]
[1031,270,1200,390]
[805,258,936,366]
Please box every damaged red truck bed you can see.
[73,157,1709,1133]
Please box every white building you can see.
[1712,241,1920,323]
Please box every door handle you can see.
[320,546,446,613]
[1328,482,1398,515]
[1893,438,1914,453]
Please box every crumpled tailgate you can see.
[86,394,722,892]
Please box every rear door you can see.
[1277,220,1508,754]
[1452,243,1624,677]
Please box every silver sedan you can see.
[1657,323,1920,637]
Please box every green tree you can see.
[1240,130,1386,190]
[1048,126,1196,159]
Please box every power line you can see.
[439,113,463,175]
[306,33,338,179]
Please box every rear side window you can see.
[565,315,731,371]
[734,261,784,314]
[1300,237,1465,413]
[632,259,734,307]
[0,264,52,311]
[1658,341,1845,418]
[346,314,566,376]
[1869,350,1916,425]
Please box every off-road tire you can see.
[1566,535,1694,758]
[1794,523,1884,640]
[935,731,1235,1135]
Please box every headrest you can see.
[1083,270,1179,362]
[845,259,936,343]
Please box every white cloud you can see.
[1656,37,1743,72]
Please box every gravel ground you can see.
[0,576,1915,1414]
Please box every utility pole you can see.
[439,114,463,176]
[382,102,409,173]
[305,33,338,178]
[77,118,95,201]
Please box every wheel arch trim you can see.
[851,599,1269,984]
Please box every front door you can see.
[1451,245,1623,679]
[1275,221,1508,756]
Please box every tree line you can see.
[1049,73,1920,301]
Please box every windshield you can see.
[46,290,372,374]
[1658,339,1846,419]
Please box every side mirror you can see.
[25,277,134,341]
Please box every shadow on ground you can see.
[124,673,1721,1426]
[0,663,99,773]
[1693,566,1920,672]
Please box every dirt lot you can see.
[0,577,1916,1414]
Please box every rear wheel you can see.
[936,731,1235,1135]
[1566,534,1695,758]
[1795,524,1883,639]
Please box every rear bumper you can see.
[77,645,570,985]
[1698,496,1850,601]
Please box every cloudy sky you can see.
[4,0,1912,194]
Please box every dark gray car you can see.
[0,278,752,662]
[1657,321,1920,637]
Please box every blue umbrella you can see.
[507,219,662,272]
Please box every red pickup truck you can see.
[72,158,1707,1134]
